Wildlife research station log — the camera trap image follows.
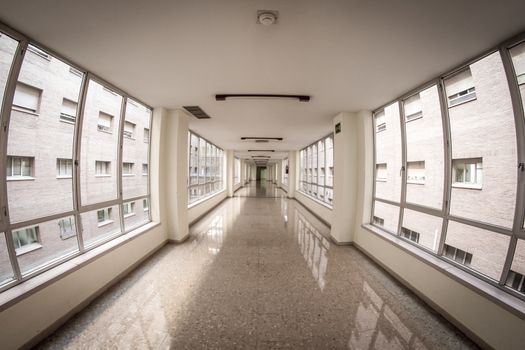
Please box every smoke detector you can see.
[257,10,278,26]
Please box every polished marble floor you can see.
[37,182,477,349]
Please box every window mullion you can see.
[72,71,89,254]
[371,112,378,224]
[397,101,407,236]
[117,98,127,235]
[437,78,452,256]
[1,38,29,283]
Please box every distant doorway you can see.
[256,166,267,181]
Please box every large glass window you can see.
[0,29,152,292]
[371,43,525,301]
[298,134,334,206]
[187,131,224,205]
[281,158,289,187]
[234,157,240,185]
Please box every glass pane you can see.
[374,102,402,202]
[401,209,442,252]
[445,52,517,228]
[123,199,150,232]
[16,216,79,275]
[404,85,444,209]
[0,232,15,285]
[81,205,121,247]
[0,32,18,115]
[444,220,510,280]
[122,99,150,199]
[80,80,122,205]
[372,201,399,234]
[7,44,82,223]
[506,239,525,294]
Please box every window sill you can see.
[124,137,135,140]
[97,220,114,228]
[59,119,76,126]
[95,174,111,178]
[188,189,226,209]
[7,176,35,182]
[15,243,42,256]
[122,174,134,177]
[297,190,333,210]
[124,213,136,219]
[448,96,477,108]
[12,106,39,116]
[0,221,160,312]
[144,208,150,212]
[407,181,425,185]
[60,234,76,240]
[375,179,387,183]
[142,174,148,176]
[452,183,482,190]
[97,129,113,135]
[360,223,525,320]
[56,175,72,179]
[405,115,423,123]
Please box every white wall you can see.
[188,190,227,225]
[294,191,333,225]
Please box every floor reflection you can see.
[235,180,286,198]
[38,191,478,349]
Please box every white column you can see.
[330,111,365,244]
[240,159,245,186]
[276,161,282,188]
[226,150,234,197]
[151,108,166,225]
[287,150,297,198]
[164,108,189,242]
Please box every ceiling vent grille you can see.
[183,106,211,119]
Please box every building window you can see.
[443,244,473,266]
[187,131,224,205]
[446,68,477,107]
[142,163,148,175]
[122,162,134,176]
[144,128,150,143]
[97,208,113,226]
[123,202,135,217]
[60,98,77,123]
[143,198,149,211]
[7,156,33,179]
[95,161,111,176]
[58,217,76,239]
[407,161,425,184]
[375,163,387,182]
[12,82,41,114]
[372,216,384,226]
[124,121,135,139]
[69,67,83,78]
[56,158,73,178]
[375,111,386,132]
[506,270,525,293]
[452,158,482,188]
[97,112,113,132]
[12,226,41,255]
[27,45,51,60]
[401,227,420,243]
[404,94,423,122]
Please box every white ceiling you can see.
[1,0,525,156]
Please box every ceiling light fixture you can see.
[216,94,310,102]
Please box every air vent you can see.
[241,137,283,143]
[183,106,211,119]
[248,149,275,152]
[255,139,269,143]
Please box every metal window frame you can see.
[370,29,525,302]
[187,130,225,206]
[0,21,153,294]
[297,133,334,207]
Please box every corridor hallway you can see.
[234,181,286,198]
[37,193,476,349]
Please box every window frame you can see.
[0,23,154,294]
[298,133,334,207]
[369,33,525,304]
[187,130,224,206]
